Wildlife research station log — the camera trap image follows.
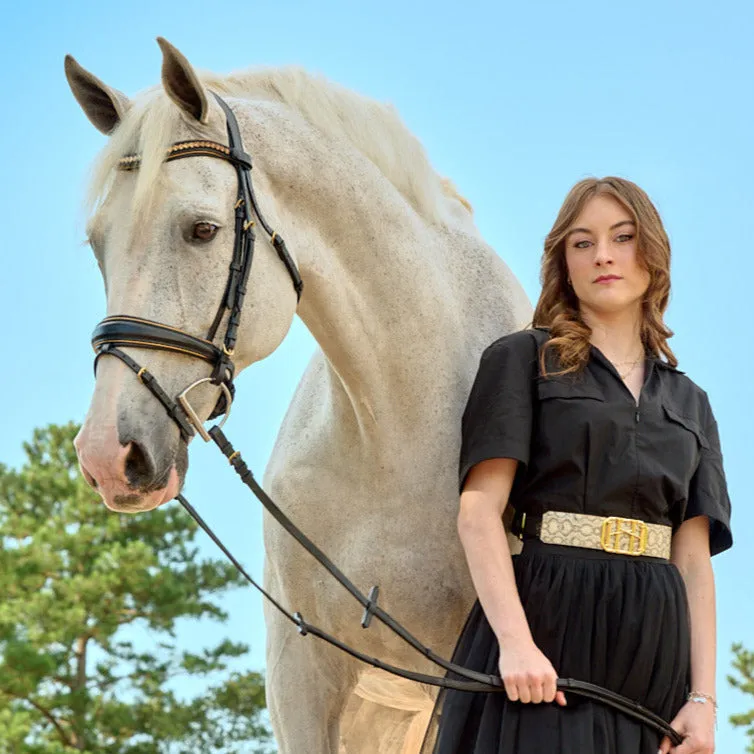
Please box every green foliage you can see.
[729,642,754,753]
[0,423,272,753]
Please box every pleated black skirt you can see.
[421,539,691,754]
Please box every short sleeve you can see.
[459,332,537,494]
[684,396,733,556]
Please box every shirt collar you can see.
[532,326,685,374]
[648,355,685,375]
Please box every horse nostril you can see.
[80,464,98,490]
[124,442,154,490]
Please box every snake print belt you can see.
[511,510,672,559]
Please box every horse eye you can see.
[192,222,219,242]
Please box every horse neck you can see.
[248,104,529,439]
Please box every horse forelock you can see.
[87,88,189,225]
[86,65,473,228]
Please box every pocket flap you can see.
[662,404,710,449]
[536,377,605,402]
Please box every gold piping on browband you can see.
[117,141,232,171]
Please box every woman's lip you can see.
[594,276,622,283]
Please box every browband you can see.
[118,140,234,171]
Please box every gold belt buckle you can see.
[600,516,648,556]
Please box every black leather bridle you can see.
[87,92,683,747]
[92,94,303,442]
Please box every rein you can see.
[88,92,682,747]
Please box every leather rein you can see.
[88,92,682,747]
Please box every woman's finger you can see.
[669,735,694,754]
[529,680,544,704]
[518,680,532,704]
[542,676,557,703]
[663,716,686,754]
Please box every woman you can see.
[423,177,732,754]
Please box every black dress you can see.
[421,328,733,754]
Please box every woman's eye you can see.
[573,240,591,249]
[616,233,634,242]
[192,222,220,242]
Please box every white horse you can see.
[67,38,532,754]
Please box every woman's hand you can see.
[498,636,568,706]
[658,700,715,754]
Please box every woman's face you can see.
[564,194,651,317]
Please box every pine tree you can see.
[730,642,754,753]
[0,423,272,753]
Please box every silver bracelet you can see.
[687,691,718,718]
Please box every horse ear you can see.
[157,37,209,124]
[64,55,130,135]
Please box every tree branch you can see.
[7,691,73,747]
[71,634,90,750]
[118,608,150,621]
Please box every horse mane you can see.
[87,66,472,225]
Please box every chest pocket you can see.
[658,402,708,499]
[662,404,710,451]
[536,377,605,403]
[534,377,606,453]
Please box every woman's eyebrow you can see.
[565,220,636,238]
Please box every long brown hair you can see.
[532,176,676,376]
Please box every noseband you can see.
[92,93,303,441]
[85,93,682,746]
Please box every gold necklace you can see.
[611,351,645,365]
[617,357,643,380]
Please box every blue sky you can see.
[2,0,752,749]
